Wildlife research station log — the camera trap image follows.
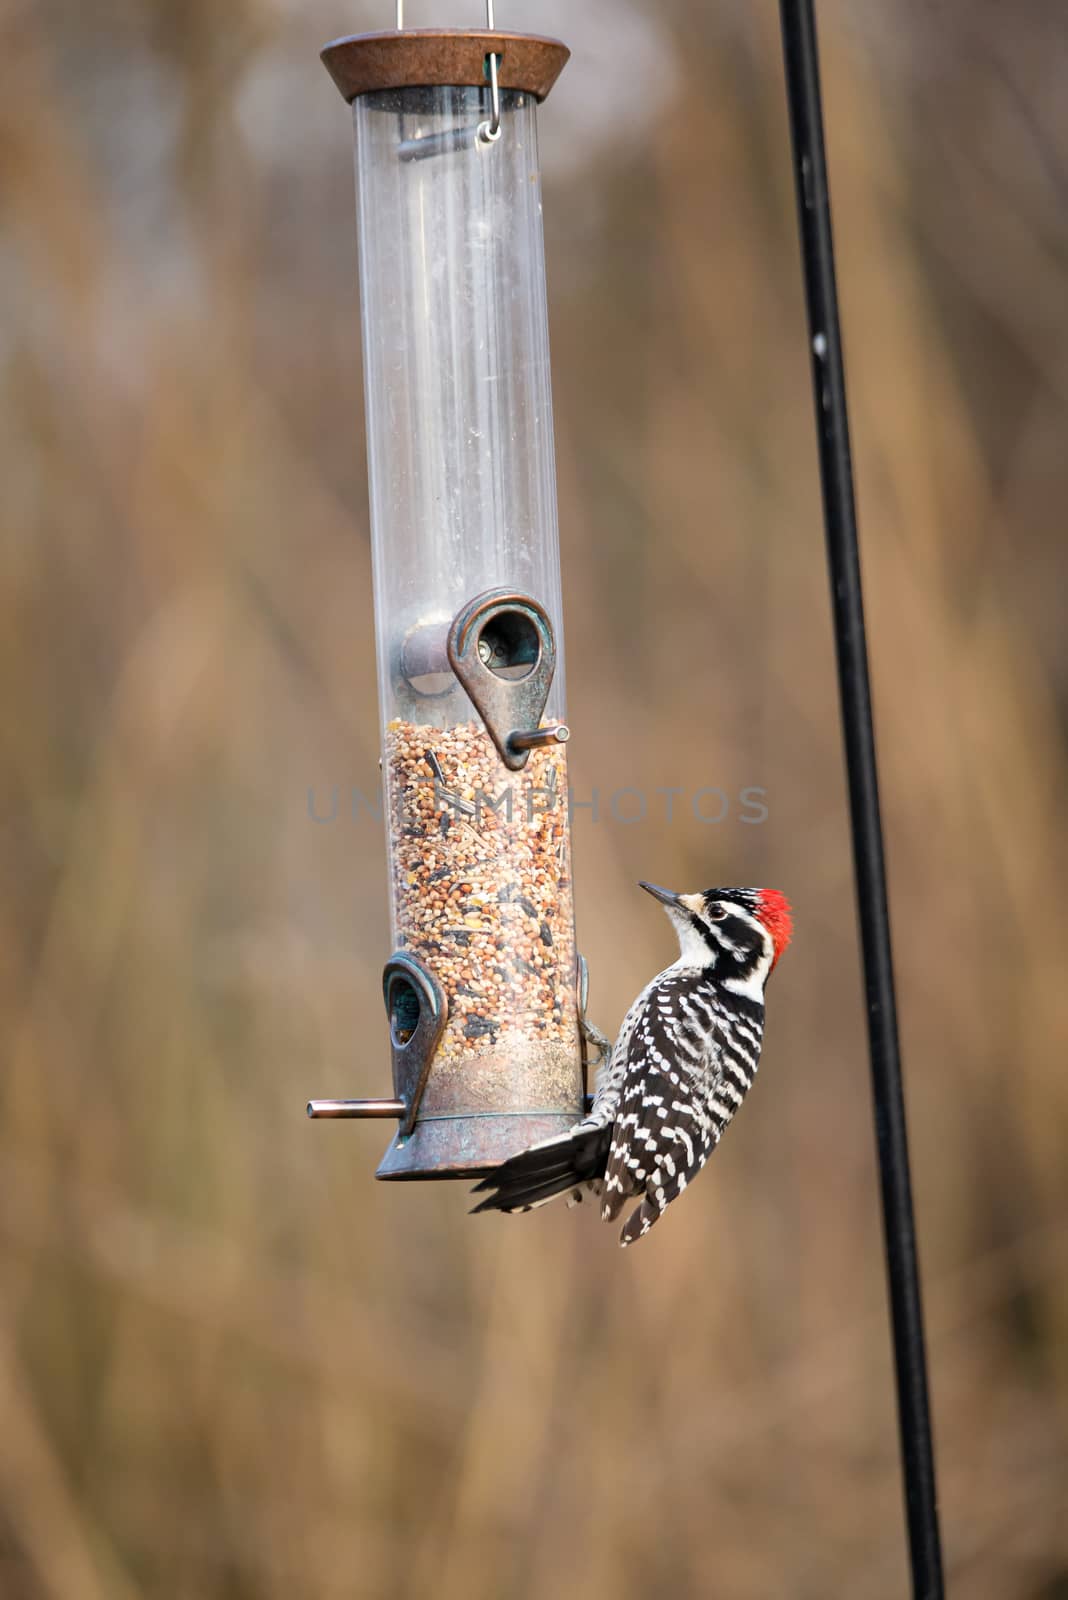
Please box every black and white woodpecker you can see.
[471,882,793,1246]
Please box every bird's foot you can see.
[580,1015,612,1071]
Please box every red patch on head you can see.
[755,890,793,969]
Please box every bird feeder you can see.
[307,17,589,1178]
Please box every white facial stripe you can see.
[710,900,770,956]
[671,912,716,970]
[723,956,771,1001]
[709,923,747,959]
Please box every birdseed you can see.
[385,719,580,1073]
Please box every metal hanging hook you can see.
[477,0,502,144]
[393,2,502,143]
[477,51,502,144]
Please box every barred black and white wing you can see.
[467,975,661,1217]
[601,974,765,1246]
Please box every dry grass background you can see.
[3,1,1068,1596]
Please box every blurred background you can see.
[3,1,1068,1595]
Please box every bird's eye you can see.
[707,902,728,921]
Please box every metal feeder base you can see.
[376,1108,577,1180]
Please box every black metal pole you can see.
[776,3,945,1595]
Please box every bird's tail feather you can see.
[619,1195,664,1247]
[470,1123,611,1215]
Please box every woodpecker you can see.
[471,882,793,1246]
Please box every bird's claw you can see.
[580,1015,612,1070]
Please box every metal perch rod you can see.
[307,1099,406,1119]
[777,2,945,1594]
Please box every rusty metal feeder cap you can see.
[320,29,570,103]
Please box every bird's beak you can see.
[638,881,680,908]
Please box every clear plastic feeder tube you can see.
[322,32,582,1171]
[354,82,566,730]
